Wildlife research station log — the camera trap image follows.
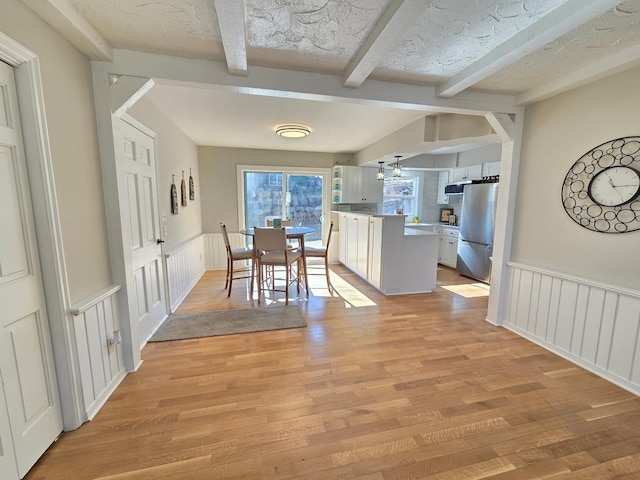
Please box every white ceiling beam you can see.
[485,113,514,142]
[342,0,425,88]
[110,76,155,117]
[435,0,624,98]
[516,43,640,105]
[20,0,113,61]
[212,0,248,77]
[94,49,519,116]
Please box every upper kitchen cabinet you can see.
[332,166,382,203]
[449,164,483,183]
[437,170,449,205]
[482,161,501,177]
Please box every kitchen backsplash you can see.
[421,171,463,224]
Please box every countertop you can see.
[404,228,440,236]
[406,223,460,229]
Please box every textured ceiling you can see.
[476,2,640,93]
[42,0,640,154]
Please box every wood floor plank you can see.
[25,266,640,480]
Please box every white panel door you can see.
[0,61,62,478]
[115,118,166,346]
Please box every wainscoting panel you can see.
[70,287,125,420]
[165,235,206,311]
[505,262,640,395]
[204,232,246,270]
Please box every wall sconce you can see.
[376,161,385,180]
[392,156,402,177]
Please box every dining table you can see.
[240,226,314,295]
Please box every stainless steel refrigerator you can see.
[456,183,498,283]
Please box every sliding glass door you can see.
[241,167,329,244]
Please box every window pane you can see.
[383,178,414,196]
[382,198,415,216]
[244,172,283,228]
[287,174,323,242]
[383,176,418,217]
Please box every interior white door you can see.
[115,117,166,347]
[0,61,63,477]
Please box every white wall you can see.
[199,146,349,233]
[512,65,640,290]
[502,65,640,396]
[128,98,202,250]
[457,143,502,167]
[1,0,111,303]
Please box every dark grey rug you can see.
[149,305,306,342]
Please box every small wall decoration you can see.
[170,174,178,214]
[181,171,187,207]
[189,167,195,201]
[440,208,453,223]
[561,136,640,233]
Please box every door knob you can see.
[156,239,165,245]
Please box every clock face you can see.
[588,166,640,207]
[562,136,640,233]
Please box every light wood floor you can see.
[26,265,640,479]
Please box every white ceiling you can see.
[22,0,640,156]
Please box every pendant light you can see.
[392,156,402,177]
[376,161,385,180]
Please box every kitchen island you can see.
[335,212,439,295]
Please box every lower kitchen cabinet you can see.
[367,217,383,289]
[338,213,439,294]
[439,237,458,268]
[438,226,459,268]
[340,213,370,278]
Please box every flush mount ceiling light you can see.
[392,156,402,177]
[376,161,385,180]
[275,124,311,138]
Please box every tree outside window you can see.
[382,176,418,218]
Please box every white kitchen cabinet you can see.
[449,164,482,182]
[340,213,369,278]
[340,215,439,294]
[367,217,383,289]
[482,161,501,177]
[332,166,382,203]
[338,214,347,264]
[438,227,459,268]
[355,215,369,277]
[437,170,449,204]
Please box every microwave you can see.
[444,181,471,195]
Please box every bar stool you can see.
[220,223,255,297]
[303,221,334,293]
[253,227,303,305]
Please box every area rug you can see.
[149,305,306,342]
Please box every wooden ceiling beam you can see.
[435,0,624,98]
[21,0,113,61]
[212,0,248,77]
[342,0,424,88]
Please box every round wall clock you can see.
[562,136,640,233]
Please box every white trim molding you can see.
[504,262,640,396]
[0,31,83,430]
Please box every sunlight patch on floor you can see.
[440,282,490,298]
[325,270,377,308]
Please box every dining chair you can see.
[220,223,255,297]
[266,219,296,249]
[303,221,334,293]
[266,218,292,227]
[253,227,304,305]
